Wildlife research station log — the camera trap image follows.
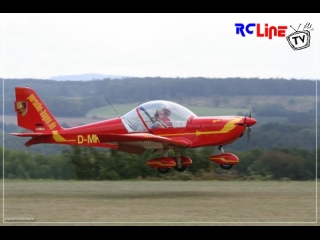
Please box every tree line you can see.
[1,146,318,181]
[1,77,317,117]
[3,77,317,99]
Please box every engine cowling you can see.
[209,153,239,165]
[146,157,176,169]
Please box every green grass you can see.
[1,180,318,225]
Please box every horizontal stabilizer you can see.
[8,132,52,137]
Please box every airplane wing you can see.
[96,133,192,155]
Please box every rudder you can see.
[14,86,63,132]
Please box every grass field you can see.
[1,180,318,226]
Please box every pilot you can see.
[162,107,173,127]
[151,110,167,129]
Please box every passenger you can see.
[151,110,167,129]
[163,108,173,127]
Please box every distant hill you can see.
[49,73,130,81]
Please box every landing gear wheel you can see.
[157,168,170,174]
[220,164,233,170]
[174,166,187,172]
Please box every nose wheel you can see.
[220,164,233,170]
[218,145,233,170]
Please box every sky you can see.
[1,13,319,80]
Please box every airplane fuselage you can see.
[24,116,249,150]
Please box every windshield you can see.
[141,100,197,129]
[121,108,146,132]
[122,100,197,132]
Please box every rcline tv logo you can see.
[235,23,287,39]
[286,23,313,51]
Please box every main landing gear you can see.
[173,148,186,172]
[174,166,187,172]
[157,168,170,174]
[150,148,192,174]
[157,165,187,174]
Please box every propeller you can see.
[244,100,256,150]
[247,123,252,150]
[247,103,251,149]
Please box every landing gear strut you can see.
[218,145,224,153]
[173,148,187,172]
[174,148,182,168]
[153,148,189,173]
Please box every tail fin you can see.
[14,86,63,132]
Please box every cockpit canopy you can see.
[121,100,197,132]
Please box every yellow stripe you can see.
[210,157,238,163]
[196,117,242,136]
[147,161,176,167]
[210,157,228,163]
[52,131,76,142]
[160,118,242,137]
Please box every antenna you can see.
[290,25,297,32]
[296,23,301,31]
[290,23,301,32]
[104,96,120,117]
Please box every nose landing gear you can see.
[210,145,235,170]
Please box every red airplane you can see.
[10,86,257,173]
